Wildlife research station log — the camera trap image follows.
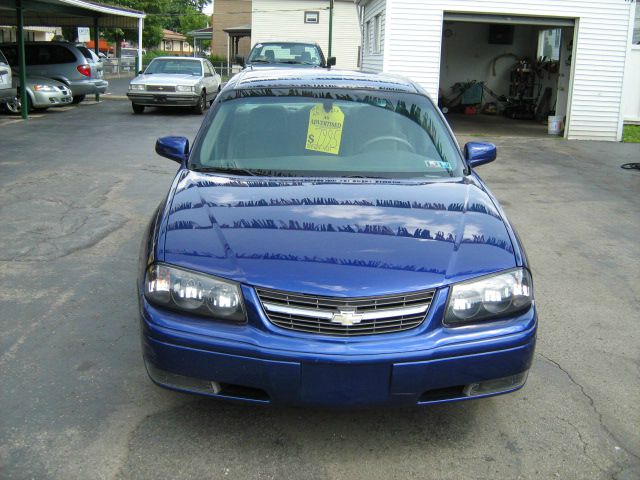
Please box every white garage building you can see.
[252,0,361,70]
[357,0,639,141]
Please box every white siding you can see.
[623,47,640,122]
[252,0,361,70]
[360,0,385,72]
[361,0,635,141]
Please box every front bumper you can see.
[140,287,537,407]
[31,88,73,108]
[127,92,200,107]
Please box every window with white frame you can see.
[537,28,561,61]
[365,20,372,54]
[305,11,319,24]
[373,14,382,54]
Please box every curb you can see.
[101,95,128,101]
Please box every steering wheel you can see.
[359,136,415,153]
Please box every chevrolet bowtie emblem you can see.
[331,309,364,326]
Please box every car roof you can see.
[225,68,423,94]
[253,41,322,47]
[148,56,203,62]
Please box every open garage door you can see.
[439,13,575,138]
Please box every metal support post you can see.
[16,0,28,120]
[94,16,100,102]
[328,0,334,58]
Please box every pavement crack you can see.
[538,353,640,465]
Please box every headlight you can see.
[144,264,246,323]
[129,84,145,91]
[33,84,57,92]
[176,85,194,92]
[444,268,533,326]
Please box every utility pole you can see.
[328,0,334,58]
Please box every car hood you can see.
[246,63,322,70]
[161,172,517,297]
[132,73,200,85]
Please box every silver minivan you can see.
[0,41,108,103]
[0,49,13,102]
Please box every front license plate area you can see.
[301,363,390,406]
[154,95,167,103]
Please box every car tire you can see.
[72,95,86,104]
[132,103,145,114]
[193,91,206,115]
[4,96,21,114]
[4,95,32,114]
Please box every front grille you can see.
[256,287,435,336]
[146,85,176,92]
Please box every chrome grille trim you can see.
[256,287,435,336]
[147,85,176,92]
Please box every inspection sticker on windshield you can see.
[426,160,451,170]
[306,104,345,155]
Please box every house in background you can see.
[0,26,60,43]
[252,0,361,70]
[210,0,252,60]
[357,0,639,141]
[159,29,193,55]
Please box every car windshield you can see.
[145,59,202,76]
[247,43,322,66]
[190,89,464,179]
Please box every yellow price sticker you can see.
[305,104,345,155]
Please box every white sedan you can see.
[127,57,221,115]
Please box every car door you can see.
[203,61,218,99]
[0,49,13,101]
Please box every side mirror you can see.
[327,57,337,67]
[235,56,245,67]
[138,69,144,75]
[464,142,496,168]
[156,136,189,164]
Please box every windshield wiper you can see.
[342,174,389,179]
[192,167,263,176]
[248,59,270,63]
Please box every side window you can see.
[2,46,17,66]
[51,46,76,64]
[205,62,214,76]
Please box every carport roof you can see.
[0,0,145,29]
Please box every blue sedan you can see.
[139,69,536,407]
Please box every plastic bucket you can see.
[548,116,563,135]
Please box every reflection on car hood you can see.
[246,63,322,70]
[132,73,200,85]
[161,172,517,297]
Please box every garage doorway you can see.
[439,13,575,138]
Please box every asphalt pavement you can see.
[0,100,639,479]
[103,74,135,98]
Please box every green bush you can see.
[207,55,227,65]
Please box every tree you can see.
[100,0,211,50]
[178,9,209,35]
